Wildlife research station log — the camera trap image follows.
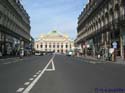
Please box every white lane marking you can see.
[24,82,30,86]
[16,88,24,92]
[39,70,42,72]
[45,69,53,71]
[52,60,55,70]
[45,60,55,71]
[23,54,55,93]
[29,78,34,81]
[36,72,40,75]
[33,75,37,78]
[38,70,42,73]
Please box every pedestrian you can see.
[20,49,24,59]
[97,54,101,59]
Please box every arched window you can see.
[57,44,59,48]
[40,45,43,48]
[56,43,59,48]
[65,44,68,48]
[52,43,55,48]
[37,44,39,48]
[61,45,63,48]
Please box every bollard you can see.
[112,52,114,62]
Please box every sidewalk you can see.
[77,55,125,65]
[0,55,35,61]
[0,55,18,59]
[0,56,20,62]
[114,58,125,65]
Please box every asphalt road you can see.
[0,54,125,93]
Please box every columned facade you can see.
[34,31,74,54]
[0,0,31,56]
[76,0,125,60]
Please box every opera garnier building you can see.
[34,30,74,54]
[0,0,31,56]
[75,0,125,60]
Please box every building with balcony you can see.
[75,0,125,60]
[0,0,31,56]
[34,30,74,54]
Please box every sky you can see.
[22,0,88,39]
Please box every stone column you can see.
[43,43,45,51]
[120,26,125,59]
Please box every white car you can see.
[66,51,73,56]
[35,51,41,56]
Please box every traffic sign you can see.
[112,41,117,49]
[112,41,117,46]
[113,45,117,48]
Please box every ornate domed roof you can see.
[35,30,72,42]
[47,30,62,36]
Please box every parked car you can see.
[34,51,43,56]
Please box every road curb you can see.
[0,57,20,61]
[74,56,112,64]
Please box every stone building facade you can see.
[76,0,125,60]
[34,31,74,54]
[0,0,31,56]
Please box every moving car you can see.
[66,51,73,56]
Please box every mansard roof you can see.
[35,30,73,42]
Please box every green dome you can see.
[48,30,61,36]
[52,30,57,33]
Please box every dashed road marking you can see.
[16,88,24,92]
[24,82,30,86]
[38,70,42,73]
[36,72,40,75]
[23,54,55,93]
[33,75,37,78]
[29,78,34,81]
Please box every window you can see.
[53,45,55,48]
[40,45,43,48]
[57,45,59,48]
[37,44,39,48]
[66,44,68,48]
[61,45,63,48]
[61,49,63,53]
